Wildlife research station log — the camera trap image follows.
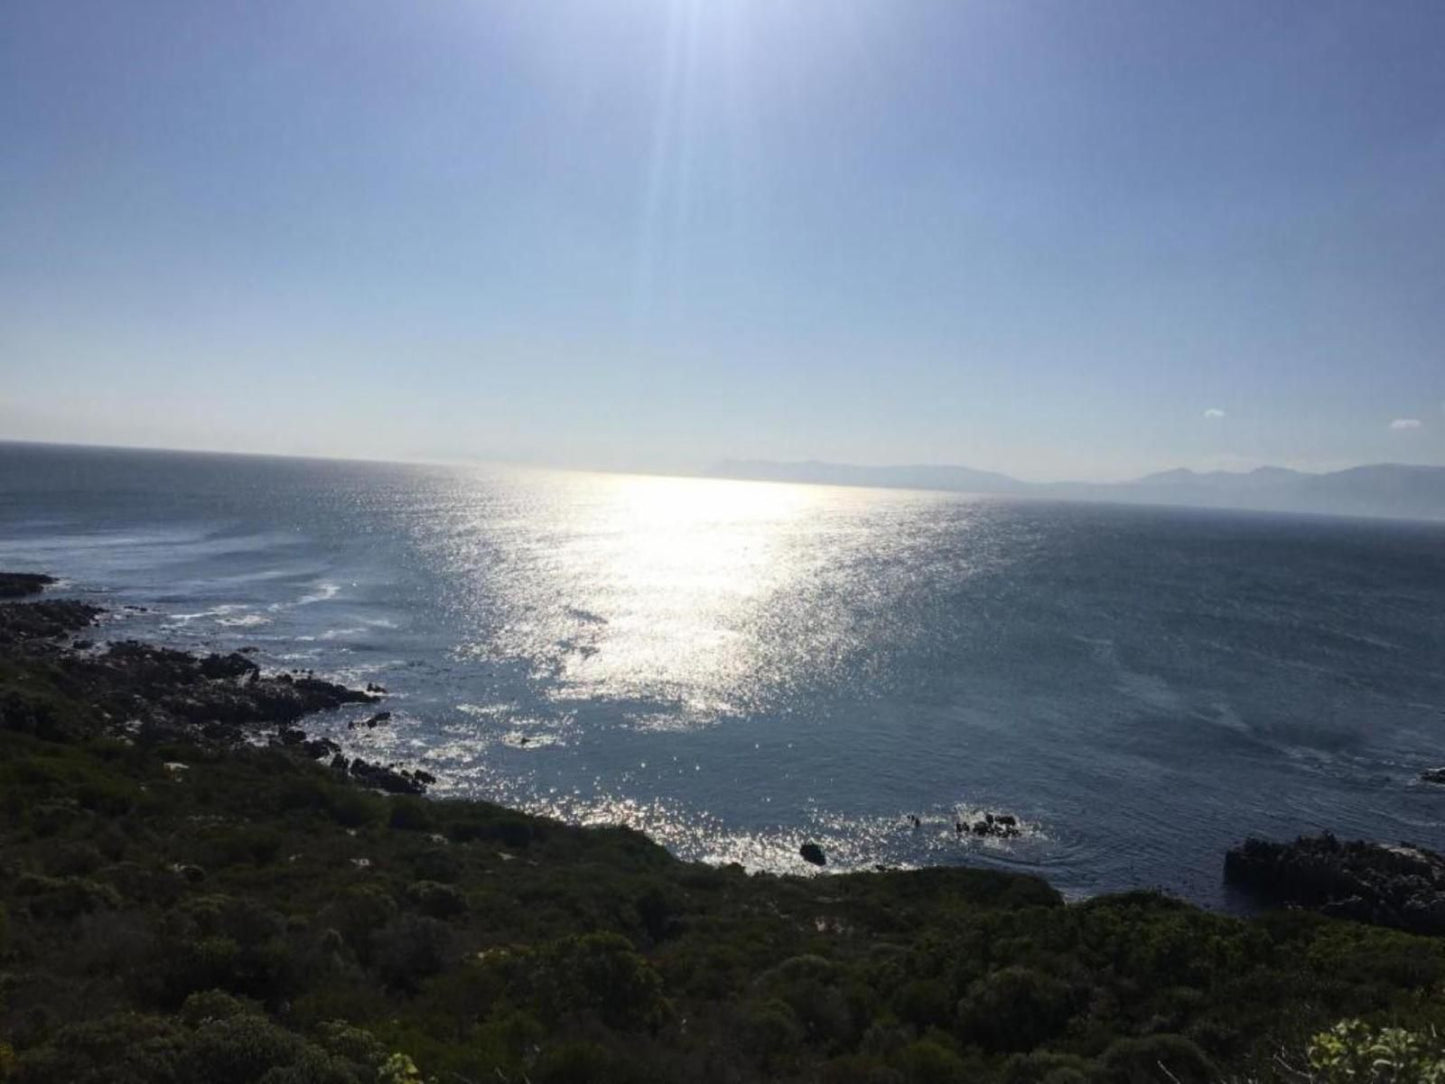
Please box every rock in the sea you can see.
[970,813,1021,838]
[349,710,392,730]
[800,842,827,867]
[1224,833,1445,935]
[1420,768,1445,785]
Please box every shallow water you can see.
[4,441,1444,905]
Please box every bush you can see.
[1098,1034,1215,1084]
[180,990,262,1027]
[388,797,435,832]
[532,1041,644,1084]
[896,1039,968,1084]
[1307,1019,1445,1084]
[319,885,398,961]
[742,998,805,1069]
[404,880,467,920]
[371,914,451,990]
[181,1015,306,1084]
[957,967,1077,1053]
[16,1012,189,1084]
[528,932,670,1031]
[15,872,122,920]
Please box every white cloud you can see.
[1389,418,1422,431]
[1203,408,1225,419]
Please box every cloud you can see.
[1389,418,1422,430]
[1203,408,1225,419]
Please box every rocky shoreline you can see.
[0,575,436,798]
[1224,832,1445,936]
[8,571,1445,934]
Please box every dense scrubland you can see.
[2,583,1444,1083]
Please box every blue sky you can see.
[2,0,1442,481]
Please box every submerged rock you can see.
[1420,768,1445,785]
[799,842,827,867]
[349,710,392,730]
[1224,833,1445,935]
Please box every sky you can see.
[2,0,1443,482]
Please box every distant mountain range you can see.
[703,460,1445,522]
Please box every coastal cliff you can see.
[2,577,1444,1083]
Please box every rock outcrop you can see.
[1224,833,1445,935]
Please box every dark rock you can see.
[302,737,341,760]
[972,815,1020,839]
[350,758,426,795]
[198,652,260,680]
[0,573,55,599]
[350,710,391,730]
[1421,768,1445,785]
[412,769,437,785]
[1224,833,1445,935]
[799,842,827,867]
[0,600,102,645]
[176,864,206,883]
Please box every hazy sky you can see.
[3,1,1443,481]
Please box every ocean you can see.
[3,440,1443,906]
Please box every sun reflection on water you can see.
[438,469,966,727]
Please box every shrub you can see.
[527,932,670,1031]
[388,797,435,832]
[319,885,398,960]
[1098,1034,1215,1084]
[14,873,121,920]
[957,967,1077,1053]
[896,1039,968,1084]
[742,998,805,1069]
[371,914,451,990]
[181,1014,307,1084]
[1307,1019,1445,1084]
[180,990,262,1027]
[15,1012,189,1084]
[404,880,467,920]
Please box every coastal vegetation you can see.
[2,584,1444,1083]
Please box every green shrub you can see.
[181,1014,307,1084]
[404,880,467,919]
[14,872,122,920]
[16,1012,189,1084]
[742,998,805,1069]
[388,797,435,832]
[371,914,451,990]
[180,990,262,1027]
[1098,1034,1214,1084]
[957,967,1077,1053]
[1307,1019,1445,1084]
[319,885,398,960]
[896,1039,968,1084]
[526,932,670,1031]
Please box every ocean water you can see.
[3,441,1444,906]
